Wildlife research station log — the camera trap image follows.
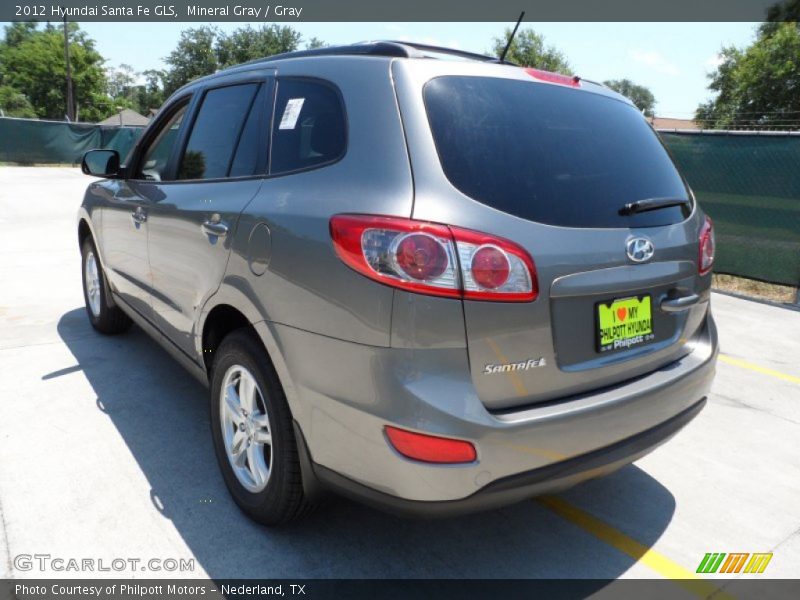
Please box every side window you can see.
[270,79,346,175]
[229,84,268,178]
[137,103,188,181]
[177,83,259,180]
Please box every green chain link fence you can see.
[660,131,800,288]
[1,117,798,288]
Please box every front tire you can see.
[81,237,131,335]
[210,330,310,525]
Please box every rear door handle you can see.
[660,293,700,313]
[131,207,147,225]
[202,219,229,238]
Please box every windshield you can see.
[424,76,691,228]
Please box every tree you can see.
[106,63,136,100]
[603,79,656,116]
[760,0,800,37]
[0,85,37,118]
[164,26,219,95]
[696,22,800,129]
[0,22,108,121]
[135,69,167,113]
[215,25,302,68]
[491,28,572,73]
[163,25,313,96]
[306,37,327,50]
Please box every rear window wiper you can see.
[619,197,691,216]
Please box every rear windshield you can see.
[424,76,691,228]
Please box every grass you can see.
[713,273,798,304]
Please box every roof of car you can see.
[177,41,626,107]
[243,41,505,66]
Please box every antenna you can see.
[499,11,525,64]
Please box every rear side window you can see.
[270,79,346,175]
[178,83,259,180]
[229,84,269,177]
[424,76,691,228]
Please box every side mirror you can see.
[82,149,121,178]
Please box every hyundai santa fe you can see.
[77,41,718,524]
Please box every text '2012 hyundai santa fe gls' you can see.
[77,41,718,525]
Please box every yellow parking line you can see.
[538,496,728,599]
[719,354,800,385]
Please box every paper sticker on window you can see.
[279,98,305,130]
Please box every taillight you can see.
[453,227,537,301]
[329,215,538,302]
[384,426,477,464]
[698,216,715,275]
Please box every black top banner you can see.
[1,0,793,22]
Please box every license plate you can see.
[596,295,655,353]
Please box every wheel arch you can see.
[199,287,302,420]
[200,292,311,487]
[78,218,92,249]
[201,304,254,372]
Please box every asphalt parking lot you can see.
[1,167,798,589]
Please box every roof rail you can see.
[239,41,417,67]
[236,40,510,68]
[383,41,507,63]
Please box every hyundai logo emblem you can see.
[626,237,655,263]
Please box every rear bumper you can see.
[259,312,717,511]
[300,398,705,517]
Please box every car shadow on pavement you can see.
[54,307,677,580]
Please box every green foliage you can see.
[215,25,302,68]
[306,37,327,50]
[0,23,319,121]
[603,78,656,117]
[760,0,800,37]
[103,64,165,116]
[136,70,167,114]
[164,26,219,96]
[0,22,108,122]
[696,22,800,129]
[491,28,572,74]
[163,25,311,95]
[106,63,136,100]
[0,85,37,118]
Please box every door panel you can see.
[143,180,263,357]
[145,77,273,359]
[96,180,151,318]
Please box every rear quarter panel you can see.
[211,57,414,348]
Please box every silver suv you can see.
[78,42,718,524]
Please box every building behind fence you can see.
[1,117,798,288]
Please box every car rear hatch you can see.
[392,60,711,411]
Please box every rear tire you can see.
[81,237,131,335]
[210,329,311,525]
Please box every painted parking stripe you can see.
[538,496,729,598]
[719,354,800,385]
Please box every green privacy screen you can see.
[661,132,800,287]
[0,117,143,164]
[0,118,798,286]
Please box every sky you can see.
[14,21,763,118]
